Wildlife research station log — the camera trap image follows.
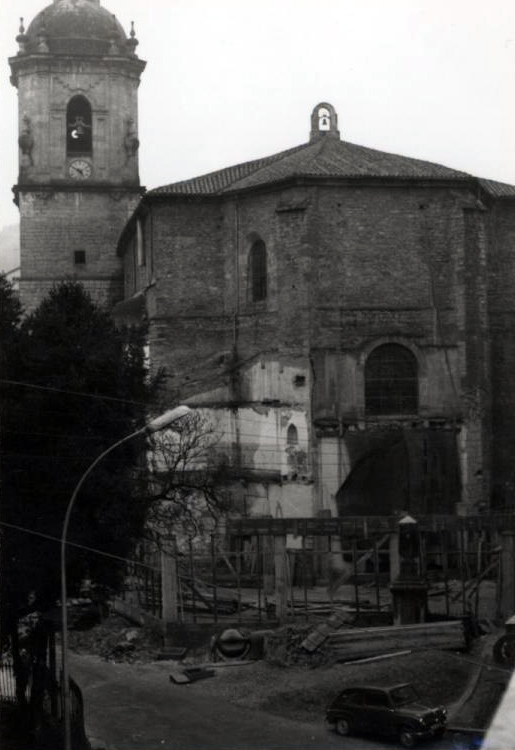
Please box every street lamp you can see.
[60,406,191,750]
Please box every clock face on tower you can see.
[68,159,92,180]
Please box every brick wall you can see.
[121,178,499,513]
[14,57,143,185]
[13,45,144,314]
[488,202,515,507]
[19,189,139,312]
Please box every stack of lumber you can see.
[301,608,354,652]
[325,620,466,662]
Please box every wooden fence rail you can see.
[120,523,515,629]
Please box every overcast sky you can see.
[1,0,515,235]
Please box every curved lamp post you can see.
[61,406,191,750]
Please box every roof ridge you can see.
[147,137,482,198]
[220,139,323,193]
[148,141,311,196]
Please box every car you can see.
[325,682,447,748]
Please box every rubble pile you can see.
[265,624,337,667]
[68,615,162,662]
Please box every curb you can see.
[88,735,117,750]
[446,635,499,722]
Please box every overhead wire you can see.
[2,377,441,474]
[2,529,507,676]
[0,378,150,407]
[0,521,159,571]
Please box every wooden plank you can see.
[328,619,462,637]
[169,668,190,684]
[328,628,463,646]
[274,535,288,622]
[328,534,390,596]
[227,514,515,537]
[301,607,355,652]
[325,619,466,659]
[327,620,464,646]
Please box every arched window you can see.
[67,95,92,155]
[287,424,298,446]
[136,219,146,267]
[365,344,418,415]
[318,107,331,131]
[249,240,267,302]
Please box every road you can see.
[70,653,457,750]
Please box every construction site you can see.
[117,514,515,633]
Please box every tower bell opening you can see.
[67,95,92,155]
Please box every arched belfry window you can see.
[318,107,331,131]
[365,344,418,415]
[287,424,299,446]
[67,96,92,155]
[249,239,267,302]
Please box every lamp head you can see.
[145,405,191,434]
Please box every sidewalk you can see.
[445,631,509,743]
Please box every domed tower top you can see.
[16,0,139,58]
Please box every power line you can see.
[2,521,506,675]
[0,378,149,407]
[0,521,159,572]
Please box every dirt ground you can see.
[186,652,471,724]
[68,616,509,731]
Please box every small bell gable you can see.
[310,102,340,141]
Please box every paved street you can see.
[70,653,457,750]
[71,652,384,749]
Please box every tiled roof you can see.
[478,178,515,199]
[148,136,474,198]
[148,144,308,196]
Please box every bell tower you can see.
[9,0,146,312]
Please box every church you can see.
[11,0,515,523]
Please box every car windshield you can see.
[389,685,419,706]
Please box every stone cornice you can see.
[20,274,123,282]
[9,53,146,87]
[13,182,145,205]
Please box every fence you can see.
[0,657,17,702]
[119,519,509,629]
[0,621,88,750]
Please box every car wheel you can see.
[399,726,418,748]
[335,718,351,736]
[493,635,515,667]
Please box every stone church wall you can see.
[488,203,515,507]
[121,176,501,513]
[142,200,234,398]
[19,189,138,312]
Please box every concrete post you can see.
[263,534,275,595]
[274,535,288,622]
[316,510,331,583]
[161,545,178,636]
[500,532,515,620]
[390,516,427,625]
[389,531,400,583]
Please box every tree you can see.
[143,410,233,550]
[0,282,156,635]
[0,275,24,641]
[1,281,233,636]
[0,274,22,370]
